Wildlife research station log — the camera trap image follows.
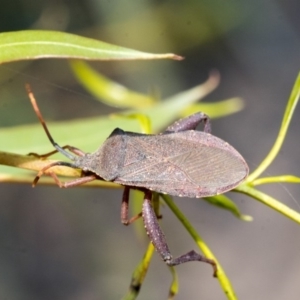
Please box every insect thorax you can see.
[74,129,127,181]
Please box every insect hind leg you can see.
[165,112,211,133]
[142,190,217,277]
[166,250,217,277]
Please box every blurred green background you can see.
[1,0,300,299]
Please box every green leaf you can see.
[70,61,244,116]
[69,61,156,108]
[204,194,252,221]
[0,30,183,64]
[236,184,300,224]
[247,72,300,182]
[238,72,300,225]
[252,175,300,186]
[167,266,179,300]
[122,242,155,300]
[0,73,219,153]
[112,113,152,134]
[181,97,244,118]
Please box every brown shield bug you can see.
[27,85,248,277]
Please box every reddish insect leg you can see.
[142,190,217,277]
[48,172,97,188]
[32,160,97,188]
[121,186,142,225]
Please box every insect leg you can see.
[32,161,77,186]
[47,172,97,188]
[165,112,211,133]
[32,160,97,188]
[142,190,217,277]
[121,186,142,225]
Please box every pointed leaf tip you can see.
[0,30,184,63]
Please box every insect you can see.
[27,85,248,277]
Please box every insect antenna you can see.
[26,84,76,161]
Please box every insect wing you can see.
[114,131,248,198]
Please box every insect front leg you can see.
[165,112,211,133]
[142,190,217,277]
[32,161,97,188]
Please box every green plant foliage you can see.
[122,242,155,300]
[0,30,183,64]
[69,60,156,109]
[1,29,300,300]
[237,72,300,224]
[204,194,252,221]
